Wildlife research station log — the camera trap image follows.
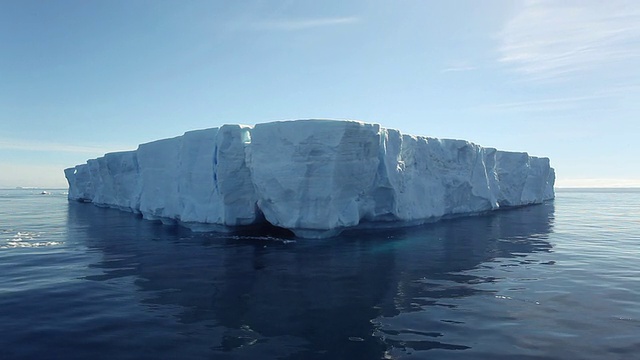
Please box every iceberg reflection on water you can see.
[65,198,554,359]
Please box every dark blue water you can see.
[1,189,639,359]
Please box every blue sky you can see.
[1,0,639,188]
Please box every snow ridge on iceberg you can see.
[65,120,555,238]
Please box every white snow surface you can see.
[65,120,555,238]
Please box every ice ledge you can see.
[64,119,555,238]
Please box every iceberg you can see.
[65,120,555,238]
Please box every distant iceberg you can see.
[65,120,555,238]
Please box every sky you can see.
[1,0,639,188]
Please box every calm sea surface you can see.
[1,189,639,360]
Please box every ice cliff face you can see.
[65,120,555,238]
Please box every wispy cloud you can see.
[0,138,130,155]
[498,0,640,80]
[441,66,476,73]
[254,16,360,31]
[441,60,477,73]
[480,81,640,113]
[483,94,606,113]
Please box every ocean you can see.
[0,188,638,359]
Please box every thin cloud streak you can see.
[441,60,477,73]
[478,92,616,113]
[441,66,476,73]
[498,0,640,80]
[254,16,360,31]
[556,178,640,188]
[0,138,131,155]
[484,94,604,112]
[0,162,70,188]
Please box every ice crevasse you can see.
[65,120,555,238]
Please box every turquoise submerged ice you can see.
[64,120,555,238]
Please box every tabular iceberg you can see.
[65,120,555,238]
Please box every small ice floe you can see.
[228,235,296,244]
